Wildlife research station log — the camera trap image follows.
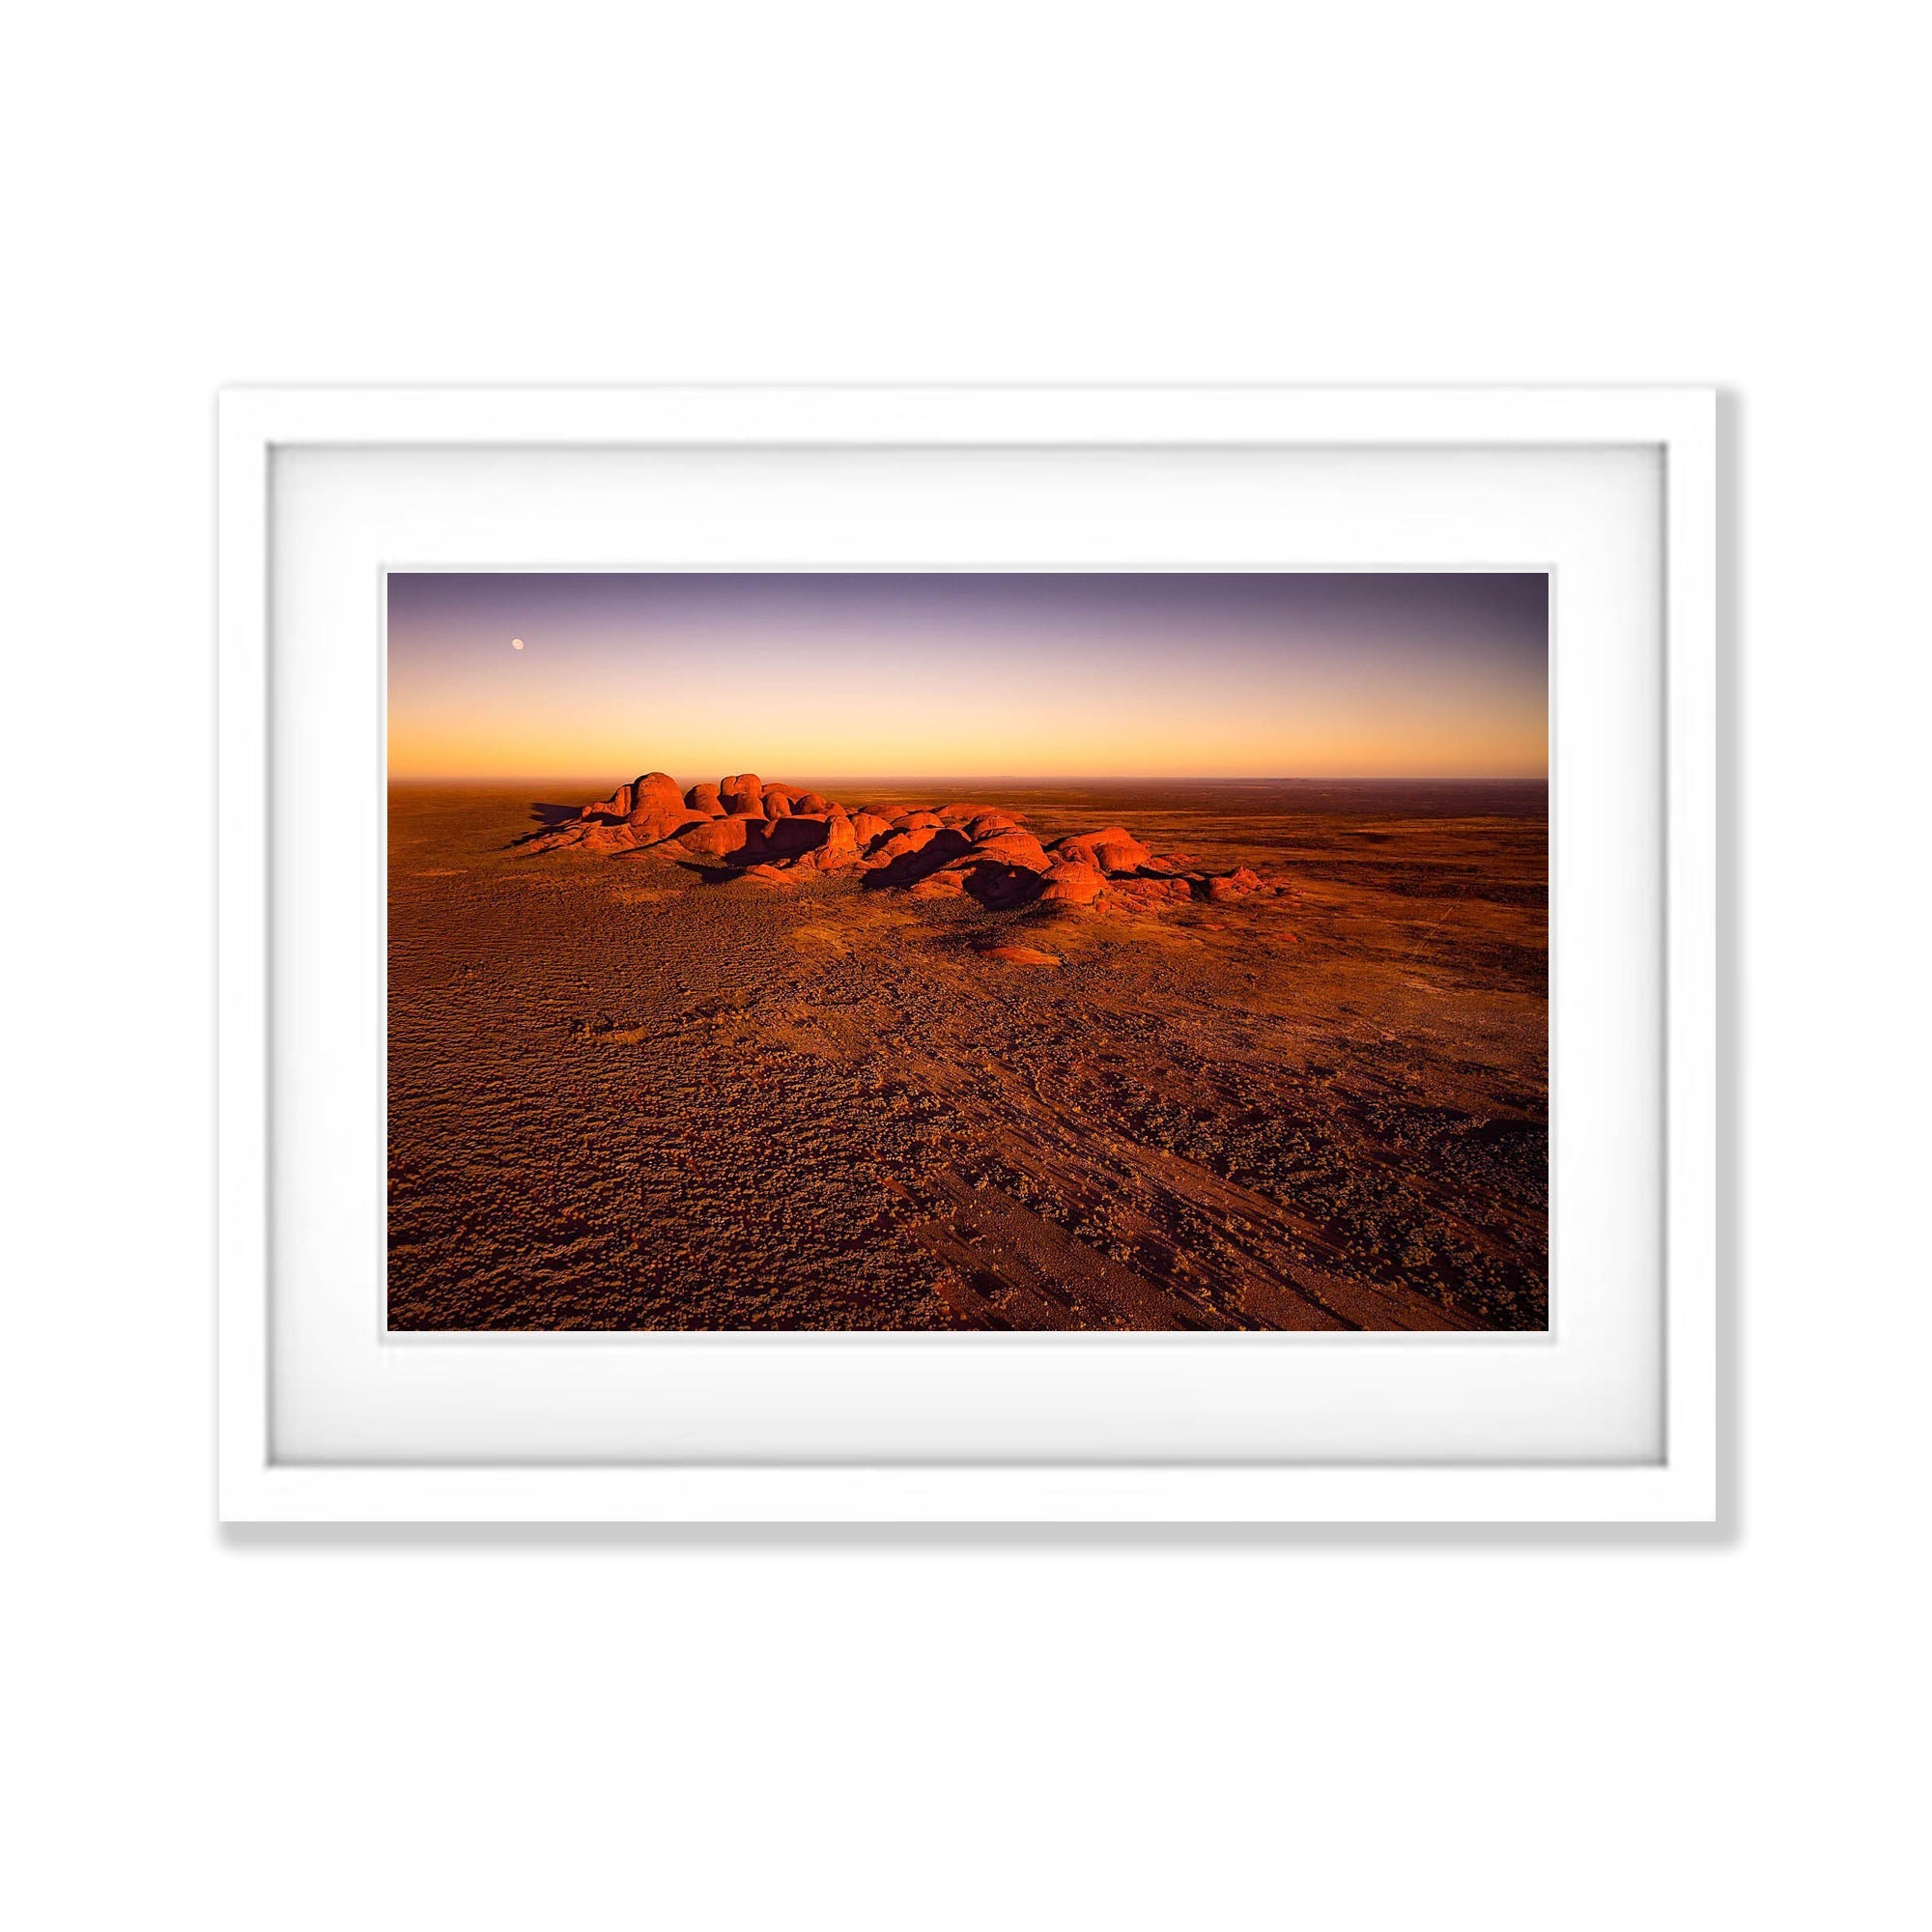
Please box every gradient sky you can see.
[386,572,1548,781]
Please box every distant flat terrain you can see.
[388,780,1548,1330]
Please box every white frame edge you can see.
[216,384,1719,1524]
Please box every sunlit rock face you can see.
[519,771,1287,912]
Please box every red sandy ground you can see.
[388,779,1548,1330]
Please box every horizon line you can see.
[386,771,1552,786]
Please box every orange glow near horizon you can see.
[387,572,1549,784]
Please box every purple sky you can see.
[387,571,1548,781]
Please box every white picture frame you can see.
[218,385,1716,1523]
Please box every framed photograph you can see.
[218,385,1716,1522]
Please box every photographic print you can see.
[387,571,1548,1332]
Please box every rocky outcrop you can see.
[676,816,753,860]
[518,770,1294,914]
[1037,860,1108,907]
[978,944,1063,968]
[612,771,699,843]
[1054,825,1152,874]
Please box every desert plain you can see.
[387,773,1548,1331]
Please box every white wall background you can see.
[4,5,1924,1927]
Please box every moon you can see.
[510,638,525,651]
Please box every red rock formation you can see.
[576,823,640,853]
[969,828,1051,872]
[979,944,1062,968]
[806,812,861,871]
[581,781,634,820]
[673,817,753,860]
[521,771,1286,915]
[1037,860,1107,907]
[615,772,698,843]
[871,825,940,862]
[1116,875,1192,906]
[1053,825,1153,875]
[1205,867,1269,904]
